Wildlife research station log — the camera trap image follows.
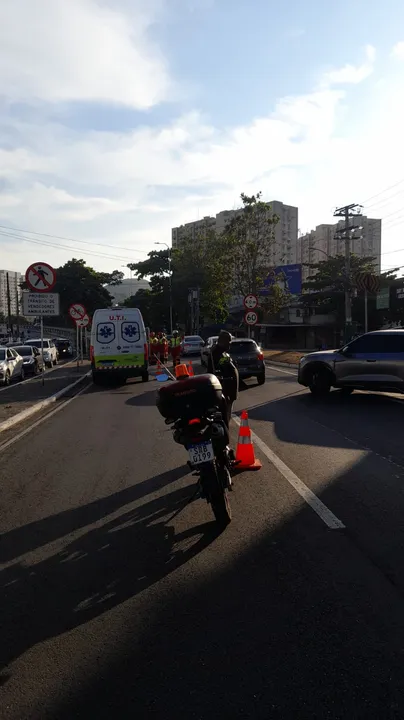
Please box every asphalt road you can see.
[2,362,404,719]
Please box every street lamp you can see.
[121,265,134,297]
[155,242,173,333]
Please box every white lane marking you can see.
[0,383,90,455]
[232,415,345,530]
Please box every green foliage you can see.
[123,288,169,330]
[301,254,398,329]
[222,192,290,315]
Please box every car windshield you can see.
[56,340,69,347]
[13,347,32,356]
[230,341,257,353]
[27,340,50,349]
[0,349,5,361]
[185,336,202,342]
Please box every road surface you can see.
[2,362,404,719]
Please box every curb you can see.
[265,360,299,370]
[0,371,91,434]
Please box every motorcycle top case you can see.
[156,373,223,420]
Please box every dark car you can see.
[229,339,266,385]
[54,338,74,359]
[12,345,44,375]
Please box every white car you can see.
[200,336,219,366]
[0,347,25,386]
[181,335,204,356]
[25,338,58,368]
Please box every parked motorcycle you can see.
[156,373,232,527]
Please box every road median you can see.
[263,349,304,368]
[0,361,91,432]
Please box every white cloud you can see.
[1,30,404,275]
[0,0,169,108]
[391,41,404,59]
[323,44,375,85]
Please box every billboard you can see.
[262,264,302,296]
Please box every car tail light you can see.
[189,418,201,425]
[257,352,264,360]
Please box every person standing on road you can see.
[207,331,239,430]
[170,330,181,368]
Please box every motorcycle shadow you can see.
[1,483,221,674]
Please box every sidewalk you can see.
[0,361,91,425]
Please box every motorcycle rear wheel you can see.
[208,464,231,527]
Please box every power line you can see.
[0,222,148,257]
[0,229,142,263]
[360,177,404,207]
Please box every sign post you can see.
[355,273,380,335]
[243,296,258,338]
[68,304,88,370]
[24,262,57,386]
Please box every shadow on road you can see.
[245,389,404,458]
[1,482,222,676]
[40,451,404,720]
[125,388,158,407]
[0,466,190,564]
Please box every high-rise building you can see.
[298,216,382,283]
[0,270,22,318]
[171,201,298,267]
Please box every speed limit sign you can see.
[244,294,258,310]
[245,310,258,325]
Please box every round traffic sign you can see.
[245,310,258,325]
[243,294,258,310]
[75,314,90,328]
[25,262,56,293]
[69,303,87,321]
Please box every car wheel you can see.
[308,368,332,397]
[20,368,25,382]
[4,371,10,387]
[34,363,40,375]
[53,358,57,366]
[257,371,266,386]
[46,361,52,369]
[141,372,149,382]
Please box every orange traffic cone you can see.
[235,410,262,470]
[156,359,162,375]
[187,360,194,376]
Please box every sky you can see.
[1,0,404,278]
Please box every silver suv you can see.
[298,329,404,397]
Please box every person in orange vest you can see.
[149,331,158,363]
[169,330,182,368]
[157,331,167,363]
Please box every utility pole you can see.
[333,203,363,343]
[6,272,12,338]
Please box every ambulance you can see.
[90,307,149,385]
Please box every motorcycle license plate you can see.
[188,441,214,465]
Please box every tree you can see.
[222,192,289,315]
[33,259,124,326]
[301,254,398,331]
[123,288,169,329]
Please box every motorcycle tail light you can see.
[188,418,201,425]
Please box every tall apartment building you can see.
[171,201,299,267]
[0,269,22,318]
[298,216,382,283]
